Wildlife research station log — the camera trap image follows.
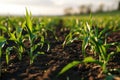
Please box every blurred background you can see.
[0,0,120,16]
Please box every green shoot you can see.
[5,47,13,65]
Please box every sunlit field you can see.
[0,10,120,80]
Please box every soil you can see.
[1,22,120,80]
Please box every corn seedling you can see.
[5,47,13,65]
[58,20,118,77]
[62,32,77,48]
[24,9,50,64]
[0,18,24,61]
[82,23,117,73]
[24,9,37,64]
[8,25,24,60]
[62,19,81,48]
[34,20,50,51]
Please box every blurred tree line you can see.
[118,1,120,10]
[64,1,120,15]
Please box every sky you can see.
[0,0,119,16]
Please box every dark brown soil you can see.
[1,29,120,80]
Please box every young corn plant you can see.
[81,22,116,73]
[34,20,50,52]
[80,21,109,57]
[91,40,115,73]
[62,31,77,48]
[8,26,24,61]
[0,17,24,61]
[58,21,118,78]
[5,47,13,65]
[81,22,92,57]
[24,9,50,64]
[63,17,94,57]
[24,9,37,64]
[62,19,81,48]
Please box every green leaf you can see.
[9,32,17,41]
[83,57,103,66]
[0,25,7,32]
[6,47,13,64]
[98,45,106,60]
[86,22,91,32]
[16,26,22,38]
[22,21,26,29]
[62,32,77,47]
[30,53,39,64]
[82,36,89,57]
[63,32,73,47]
[40,36,45,48]
[107,52,114,62]
[0,36,6,47]
[94,26,99,38]
[25,9,32,32]
[98,27,108,38]
[0,37,6,42]
[83,57,96,63]
[58,61,81,76]
[117,45,120,52]
[47,43,50,52]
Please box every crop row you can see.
[0,10,120,79]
